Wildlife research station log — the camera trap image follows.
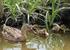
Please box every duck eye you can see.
[33,28,36,31]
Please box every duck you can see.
[21,24,49,38]
[51,23,64,33]
[2,24,26,43]
[37,29,49,38]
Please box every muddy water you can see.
[0,32,70,50]
[63,33,70,50]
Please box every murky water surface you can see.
[0,32,70,50]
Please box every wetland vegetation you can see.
[0,0,70,50]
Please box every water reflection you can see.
[0,32,70,50]
[0,35,36,50]
[63,33,70,50]
[26,34,64,50]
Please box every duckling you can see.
[52,23,61,32]
[2,24,26,43]
[51,23,64,33]
[30,25,49,38]
[21,24,49,38]
[38,29,49,38]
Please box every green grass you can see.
[27,0,42,14]
[45,0,61,31]
[22,0,42,24]
[4,0,61,31]
[4,0,23,19]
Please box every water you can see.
[0,32,70,50]
[63,33,70,50]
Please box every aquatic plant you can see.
[22,0,42,24]
[45,0,61,30]
[3,0,61,29]
[23,0,42,14]
[4,0,23,19]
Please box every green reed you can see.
[22,0,42,24]
[45,0,60,30]
[4,0,23,19]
